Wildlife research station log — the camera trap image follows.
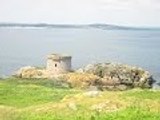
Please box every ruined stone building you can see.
[46,54,72,74]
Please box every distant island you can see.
[0,23,160,30]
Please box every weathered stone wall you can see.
[46,58,71,75]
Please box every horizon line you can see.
[0,22,160,29]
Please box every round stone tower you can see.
[46,54,72,74]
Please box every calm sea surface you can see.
[0,28,160,84]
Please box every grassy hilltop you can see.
[0,78,160,120]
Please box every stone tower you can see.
[46,54,72,74]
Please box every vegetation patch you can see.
[0,78,160,120]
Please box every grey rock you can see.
[83,91,100,97]
[67,102,77,111]
[78,63,154,90]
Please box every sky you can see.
[0,0,160,27]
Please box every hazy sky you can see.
[0,0,160,27]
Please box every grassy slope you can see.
[0,78,160,120]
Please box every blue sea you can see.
[0,28,160,85]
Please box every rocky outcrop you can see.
[59,73,100,88]
[13,66,49,79]
[13,63,154,90]
[76,63,154,90]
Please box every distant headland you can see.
[0,23,160,30]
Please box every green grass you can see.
[0,78,78,107]
[0,78,160,120]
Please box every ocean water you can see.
[0,28,160,84]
